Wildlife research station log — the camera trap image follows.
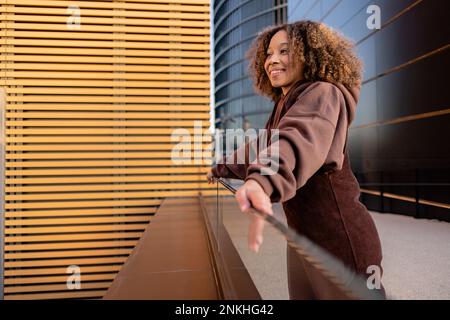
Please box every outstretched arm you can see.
[235,82,346,252]
[244,82,346,203]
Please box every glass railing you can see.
[200,178,386,300]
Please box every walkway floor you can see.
[221,197,450,300]
[373,212,450,300]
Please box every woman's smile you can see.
[269,68,286,78]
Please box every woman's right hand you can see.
[235,179,273,253]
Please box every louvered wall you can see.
[1,0,215,299]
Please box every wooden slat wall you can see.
[0,0,216,299]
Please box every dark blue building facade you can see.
[289,0,450,221]
[213,0,287,130]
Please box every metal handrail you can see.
[214,177,386,300]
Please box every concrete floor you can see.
[220,198,450,300]
[373,212,450,300]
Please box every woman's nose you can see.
[268,54,280,65]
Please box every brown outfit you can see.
[213,80,384,298]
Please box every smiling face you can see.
[264,30,303,96]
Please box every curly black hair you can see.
[246,20,362,101]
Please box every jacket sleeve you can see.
[211,143,248,180]
[211,135,260,180]
[245,82,346,202]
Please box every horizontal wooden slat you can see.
[5,257,128,268]
[6,159,212,167]
[5,290,107,300]
[6,182,212,193]
[6,104,210,112]
[5,232,143,243]
[4,47,210,57]
[6,148,211,155]
[6,137,211,144]
[5,273,117,285]
[6,96,210,103]
[6,240,139,251]
[0,0,210,8]
[5,265,123,277]
[5,189,222,201]
[7,88,209,97]
[6,119,210,127]
[6,152,209,160]
[4,200,162,210]
[0,0,209,12]
[5,80,210,89]
[4,23,210,35]
[2,63,209,73]
[5,71,210,80]
[4,209,171,219]
[98,0,208,3]
[5,137,211,143]
[6,174,208,184]
[5,167,210,176]
[5,224,148,234]
[1,31,210,43]
[5,216,152,226]
[5,151,211,159]
[1,56,209,67]
[4,281,111,294]
[8,115,211,123]
[5,248,133,260]
[5,208,157,218]
[0,7,210,20]
[6,128,209,135]
[6,144,210,152]
[4,38,210,49]
[7,87,209,98]
[2,15,210,28]
[5,207,157,218]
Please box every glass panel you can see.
[201,178,386,300]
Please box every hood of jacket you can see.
[281,80,360,125]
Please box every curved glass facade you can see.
[213,0,287,130]
[288,0,450,221]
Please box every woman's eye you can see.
[281,49,288,54]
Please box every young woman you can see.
[208,20,385,298]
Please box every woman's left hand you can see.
[206,169,215,184]
[235,180,273,253]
